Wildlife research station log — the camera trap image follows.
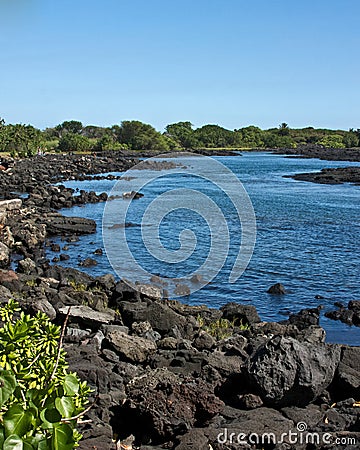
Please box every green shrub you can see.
[58,133,92,152]
[43,140,59,152]
[318,134,346,148]
[0,300,92,449]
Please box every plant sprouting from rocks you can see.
[196,315,249,340]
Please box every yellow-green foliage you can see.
[0,300,92,449]
[197,315,249,340]
[68,280,87,292]
[44,139,59,152]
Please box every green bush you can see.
[58,133,92,152]
[318,134,345,148]
[0,300,92,449]
[93,134,128,151]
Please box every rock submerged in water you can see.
[325,300,360,327]
[267,282,287,295]
[50,243,61,252]
[174,283,191,296]
[79,257,98,267]
[122,190,144,199]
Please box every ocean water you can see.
[51,153,360,345]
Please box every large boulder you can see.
[17,257,37,275]
[43,212,96,235]
[220,302,261,326]
[331,346,360,400]
[245,336,341,407]
[9,218,46,250]
[44,265,95,287]
[136,282,163,300]
[122,368,224,444]
[70,290,109,312]
[120,300,194,339]
[106,330,157,363]
[29,297,57,320]
[58,305,115,327]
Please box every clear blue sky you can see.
[1,0,359,131]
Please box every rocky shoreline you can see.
[274,146,360,163]
[0,154,359,449]
[273,145,360,186]
[284,167,360,185]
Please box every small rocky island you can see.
[285,167,360,185]
[275,145,360,185]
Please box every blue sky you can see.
[0,0,359,131]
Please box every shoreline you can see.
[0,153,359,449]
[273,145,360,162]
[274,146,360,186]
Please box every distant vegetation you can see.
[0,116,359,156]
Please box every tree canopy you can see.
[1,117,359,156]
[0,123,42,157]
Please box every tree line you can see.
[0,117,359,157]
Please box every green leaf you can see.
[3,434,23,450]
[0,426,5,447]
[55,397,74,418]
[63,374,79,396]
[0,369,16,407]
[50,423,74,450]
[24,434,49,450]
[40,408,62,427]
[4,404,34,437]
[38,440,51,450]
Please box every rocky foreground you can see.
[0,154,359,449]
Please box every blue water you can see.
[50,153,360,345]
